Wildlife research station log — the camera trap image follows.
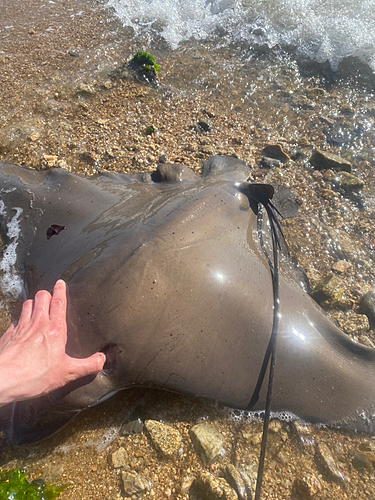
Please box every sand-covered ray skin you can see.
[0,157,375,445]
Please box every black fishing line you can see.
[239,183,284,500]
[253,205,280,500]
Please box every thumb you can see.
[67,352,106,380]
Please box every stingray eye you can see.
[46,224,66,240]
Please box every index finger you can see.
[49,279,67,321]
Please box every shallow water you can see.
[0,0,375,498]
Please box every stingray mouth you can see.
[100,343,118,375]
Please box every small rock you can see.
[77,83,96,95]
[159,154,167,163]
[290,149,307,161]
[349,448,372,472]
[358,290,375,328]
[327,228,357,261]
[193,119,213,133]
[268,420,282,433]
[333,171,364,192]
[78,151,96,166]
[311,274,345,309]
[306,88,326,98]
[291,422,315,448]
[262,144,290,163]
[109,446,128,468]
[190,423,225,465]
[180,475,195,495]
[192,471,237,500]
[291,474,322,499]
[68,49,79,57]
[121,470,150,497]
[200,145,215,155]
[260,156,281,169]
[315,442,346,482]
[28,131,40,141]
[332,260,352,273]
[226,464,249,500]
[120,418,144,436]
[41,155,58,168]
[357,440,375,463]
[252,27,265,36]
[144,420,182,458]
[322,169,336,181]
[309,148,352,172]
[185,142,198,152]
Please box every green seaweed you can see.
[0,469,67,500]
[145,125,155,135]
[131,51,161,72]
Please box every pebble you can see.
[291,422,315,449]
[348,448,373,472]
[189,423,225,465]
[333,171,365,192]
[358,290,375,328]
[77,83,96,95]
[291,474,322,499]
[200,144,216,155]
[192,471,237,500]
[144,420,182,458]
[121,470,150,497]
[315,442,346,482]
[120,418,144,436]
[307,87,326,98]
[311,274,345,309]
[193,119,213,133]
[260,156,281,169]
[226,464,249,500]
[41,155,58,168]
[331,260,352,273]
[309,148,352,172]
[109,446,128,468]
[262,144,290,163]
[322,169,336,181]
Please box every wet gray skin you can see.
[0,156,374,445]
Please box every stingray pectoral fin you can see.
[10,397,79,446]
[10,371,119,445]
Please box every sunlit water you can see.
[106,0,375,72]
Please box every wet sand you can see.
[1,0,375,498]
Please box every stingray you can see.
[1,156,375,447]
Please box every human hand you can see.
[0,280,106,407]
